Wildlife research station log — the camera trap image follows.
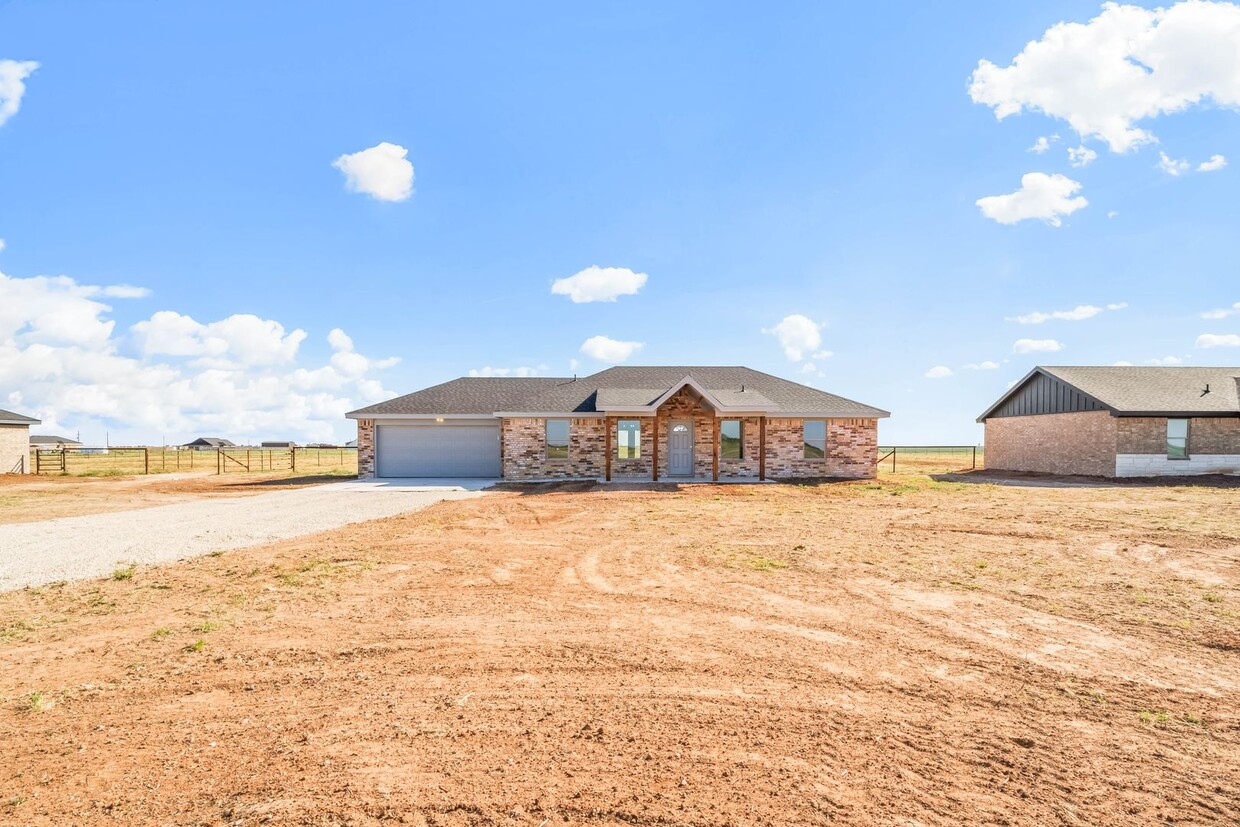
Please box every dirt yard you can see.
[0,470,356,526]
[1,476,1237,825]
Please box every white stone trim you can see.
[1116,454,1240,477]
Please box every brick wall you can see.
[764,418,878,479]
[356,419,375,478]
[501,417,606,480]
[1117,416,1240,454]
[984,411,1117,477]
[0,424,31,474]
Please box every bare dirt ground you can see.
[1,476,1237,825]
[0,470,355,526]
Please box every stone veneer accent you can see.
[0,423,31,474]
[356,418,375,478]
[984,410,1117,477]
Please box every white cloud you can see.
[580,335,644,363]
[1202,301,1240,319]
[1068,145,1098,167]
[1029,135,1056,153]
[977,173,1087,226]
[1006,302,1126,324]
[0,266,397,444]
[969,1,1240,153]
[1147,355,1185,365]
[1158,151,1191,176]
[132,311,308,366]
[550,266,648,303]
[925,365,954,379]
[811,349,834,360]
[0,59,38,128]
[1112,360,1135,366]
[332,142,414,202]
[1199,153,1228,171]
[762,314,822,361]
[1013,338,1065,353]
[1195,333,1240,348]
[468,365,545,377]
[964,360,1000,370]
[1108,210,1119,218]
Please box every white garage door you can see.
[375,420,501,478]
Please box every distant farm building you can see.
[29,435,83,448]
[184,437,236,450]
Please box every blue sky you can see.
[1,1,1238,445]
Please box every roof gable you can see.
[979,366,1240,421]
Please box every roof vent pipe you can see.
[1201,384,1211,397]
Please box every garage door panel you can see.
[376,421,500,478]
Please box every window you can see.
[803,420,826,459]
[720,420,743,460]
[1167,418,1189,460]
[617,420,641,459]
[546,419,569,460]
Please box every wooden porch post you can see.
[652,416,659,482]
[604,416,612,482]
[759,417,766,481]
[712,417,719,481]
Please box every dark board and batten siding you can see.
[988,372,1108,418]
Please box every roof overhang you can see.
[0,418,39,426]
[975,366,1113,423]
[346,413,503,420]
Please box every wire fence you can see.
[28,447,358,476]
[877,445,983,474]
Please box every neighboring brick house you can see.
[0,407,41,474]
[346,367,888,481]
[980,366,1240,478]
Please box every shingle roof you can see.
[29,435,81,445]
[348,368,888,418]
[347,377,570,416]
[982,366,1240,419]
[1042,366,1240,414]
[0,407,40,425]
[184,437,236,447]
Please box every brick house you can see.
[979,366,1240,478]
[0,406,41,474]
[346,367,888,481]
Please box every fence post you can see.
[291,447,297,473]
[972,445,977,470]
[217,449,222,475]
[143,448,149,475]
[892,447,896,474]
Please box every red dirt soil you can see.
[1,478,1237,825]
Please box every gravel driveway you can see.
[0,480,488,591]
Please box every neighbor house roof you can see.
[29,435,82,446]
[184,437,236,447]
[979,366,1240,421]
[0,407,40,426]
[347,367,889,419]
